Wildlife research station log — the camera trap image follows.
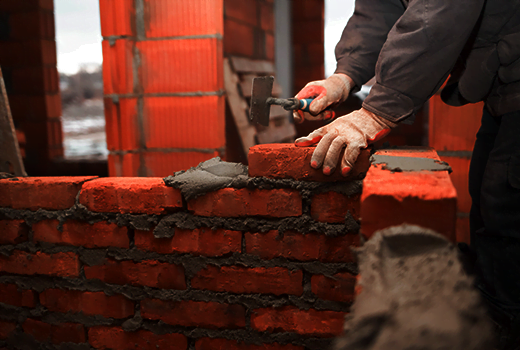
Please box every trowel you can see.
[249,76,334,126]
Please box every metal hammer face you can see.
[249,76,274,127]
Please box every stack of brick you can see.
[0,144,457,349]
[224,0,274,61]
[0,0,63,174]
[429,95,483,243]
[100,0,226,177]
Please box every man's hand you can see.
[295,108,396,176]
[293,74,353,123]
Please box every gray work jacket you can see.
[335,0,520,123]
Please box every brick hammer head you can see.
[249,76,274,127]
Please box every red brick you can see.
[134,228,241,257]
[85,259,186,289]
[0,220,29,244]
[0,320,16,340]
[40,289,134,319]
[195,338,304,350]
[293,43,324,66]
[22,319,86,344]
[99,0,135,37]
[457,216,470,244]
[440,155,471,213]
[245,231,359,263]
[311,273,356,303]
[248,144,371,181]
[0,251,79,277]
[188,188,302,217]
[143,95,225,149]
[292,0,324,20]
[266,33,275,61]
[260,2,274,32]
[311,192,360,223]
[224,0,258,26]
[0,0,52,12]
[0,284,37,308]
[191,266,303,295]
[89,327,187,350]
[144,0,223,38]
[360,149,457,241]
[107,153,141,177]
[104,97,140,151]
[292,20,324,45]
[101,39,135,95]
[251,307,345,337]
[224,20,254,57]
[79,177,182,215]
[33,220,129,248]
[141,299,245,329]
[138,39,223,94]
[429,96,482,151]
[0,177,96,211]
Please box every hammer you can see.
[249,76,334,126]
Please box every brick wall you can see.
[0,145,456,349]
[429,95,483,243]
[0,0,63,174]
[100,0,226,177]
[224,0,274,61]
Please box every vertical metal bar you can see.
[0,67,27,176]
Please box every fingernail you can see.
[342,167,351,176]
[311,161,318,168]
[323,166,331,175]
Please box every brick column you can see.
[0,0,63,175]
[100,0,225,176]
[428,95,483,243]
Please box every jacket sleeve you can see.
[334,0,405,89]
[362,0,486,123]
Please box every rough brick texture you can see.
[23,319,86,344]
[191,265,303,296]
[311,192,360,223]
[85,259,186,289]
[141,299,246,329]
[0,251,79,277]
[79,177,183,214]
[0,177,95,210]
[89,327,187,350]
[135,227,241,256]
[0,284,37,308]
[188,188,302,217]
[0,320,16,339]
[248,144,371,181]
[311,273,356,303]
[0,220,28,244]
[245,231,359,262]
[33,220,129,248]
[251,307,346,337]
[40,289,134,319]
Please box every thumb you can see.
[295,128,326,147]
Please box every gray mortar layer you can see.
[334,224,493,350]
[371,154,452,173]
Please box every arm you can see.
[363,0,486,123]
[335,0,406,89]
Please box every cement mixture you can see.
[371,155,452,172]
[335,225,493,350]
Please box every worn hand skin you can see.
[295,108,396,176]
[293,73,354,123]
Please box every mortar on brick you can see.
[371,154,452,172]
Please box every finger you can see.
[311,131,338,171]
[323,136,347,174]
[309,96,332,115]
[292,110,303,124]
[296,84,326,100]
[341,142,362,177]
[295,128,326,147]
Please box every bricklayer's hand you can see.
[293,73,353,123]
[294,108,396,176]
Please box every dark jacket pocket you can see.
[508,154,520,189]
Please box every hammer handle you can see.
[298,98,333,113]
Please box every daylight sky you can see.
[54,0,354,76]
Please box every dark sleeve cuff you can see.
[335,58,375,93]
[362,83,419,123]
